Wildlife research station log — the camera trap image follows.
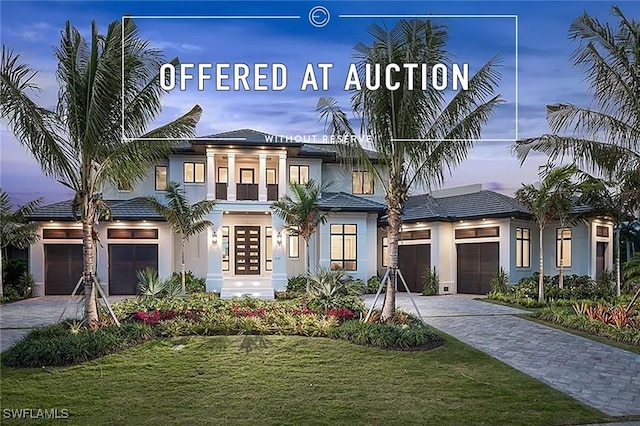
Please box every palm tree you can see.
[515,7,639,183]
[515,164,579,303]
[0,189,42,297]
[0,19,202,326]
[271,179,328,283]
[316,19,503,319]
[144,182,214,293]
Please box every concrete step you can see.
[220,280,275,300]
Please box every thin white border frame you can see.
[121,13,518,143]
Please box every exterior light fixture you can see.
[276,231,282,245]
[212,232,218,245]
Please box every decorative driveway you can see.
[363,294,640,417]
[0,296,128,352]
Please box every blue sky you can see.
[1,0,638,204]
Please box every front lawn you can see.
[0,335,609,425]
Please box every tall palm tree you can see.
[515,6,639,182]
[272,179,328,282]
[0,19,202,326]
[0,189,42,297]
[316,19,503,319]
[515,164,579,303]
[144,182,214,293]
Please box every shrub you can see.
[330,320,443,350]
[623,252,640,294]
[137,268,185,298]
[1,258,34,301]
[2,322,155,368]
[595,269,615,299]
[489,267,510,295]
[366,309,422,326]
[306,267,363,310]
[286,275,307,293]
[421,267,439,296]
[366,275,382,294]
[171,271,206,294]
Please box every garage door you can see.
[456,242,499,294]
[398,244,431,293]
[108,244,158,295]
[45,244,83,295]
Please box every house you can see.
[27,129,615,298]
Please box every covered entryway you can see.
[456,242,499,294]
[108,244,158,295]
[398,244,431,292]
[44,244,83,295]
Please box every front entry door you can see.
[235,226,260,275]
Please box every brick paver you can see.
[364,294,640,417]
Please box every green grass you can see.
[0,335,611,426]
[523,315,640,355]
[477,297,542,312]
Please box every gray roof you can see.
[398,190,531,222]
[29,198,164,221]
[319,192,386,212]
[298,143,379,161]
[193,129,301,147]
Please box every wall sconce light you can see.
[276,231,282,245]
[212,232,218,245]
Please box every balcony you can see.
[237,183,259,201]
[267,184,279,201]
[215,183,227,201]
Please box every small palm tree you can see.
[515,164,579,303]
[317,19,503,319]
[0,189,42,297]
[144,182,214,294]
[271,179,328,282]
[0,19,201,326]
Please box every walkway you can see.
[363,294,640,417]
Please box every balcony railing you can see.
[237,183,259,201]
[267,184,279,201]
[215,183,227,201]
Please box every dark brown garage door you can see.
[45,244,83,295]
[398,244,431,293]
[109,244,158,295]
[456,242,499,294]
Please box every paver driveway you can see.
[363,294,640,417]
[0,296,128,352]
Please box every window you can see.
[222,226,230,271]
[288,226,299,258]
[117,179,132,191]
[265,227,273,271]
[515,227,530,268]
[382,237,389,267]
[184,162,205,183]
[556,228,572,268]
[155,166,167,191]
[107,229,159,239]
[266,168,277,185]
[400,229,431,240]
[455,226,500,239]
[596,226,609,237]
[43,228,83,239]
[352,171,374,195]
[330,224,357,271]
[240,168,255,184]
[218,167,228,184]
[289,165,309,184]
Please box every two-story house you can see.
[27,129,614,298]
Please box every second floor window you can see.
[515,227,530,268]
[184,162,205,183]
[352,171,374,195]
[218,167,228,184]
[155,166,167,191]
[266,168,277,185]
[556,228,572,268]
[289,165,309,185]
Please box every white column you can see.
[206,148,216,200]
[271,214,288,291]
[227,153,236,201]
[278,153,287,198]
[206,210,224,293]
[258,153,267,202]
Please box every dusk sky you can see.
[1,0,638,205]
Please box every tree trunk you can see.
[305,238,310,293]
[558,223,564,290]
[0,246,4,298]
[615,227,621,297]
[83,219,99,328]
[382,194,402,320]
[538,225,545,304]
[181,240,186,294]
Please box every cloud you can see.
[8,22,54,42]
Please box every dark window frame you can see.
[515,227,531,268]
[330,224,358,271]
[222,226,230,271]
[352,171,374,195]
[218,167,228,184]
[289,165,309,185]
[382,236,388,267]
[43,228,83,239]
[155,166,168,191]
[107,229,159,239]
[266,168,277,185]
[556,227,572,268]
[596,226,609,237]
[454,226,500,239]
[265,226,273,271]
[183,162,205,184]
[288,226,299,259]
[239,168,255,184]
